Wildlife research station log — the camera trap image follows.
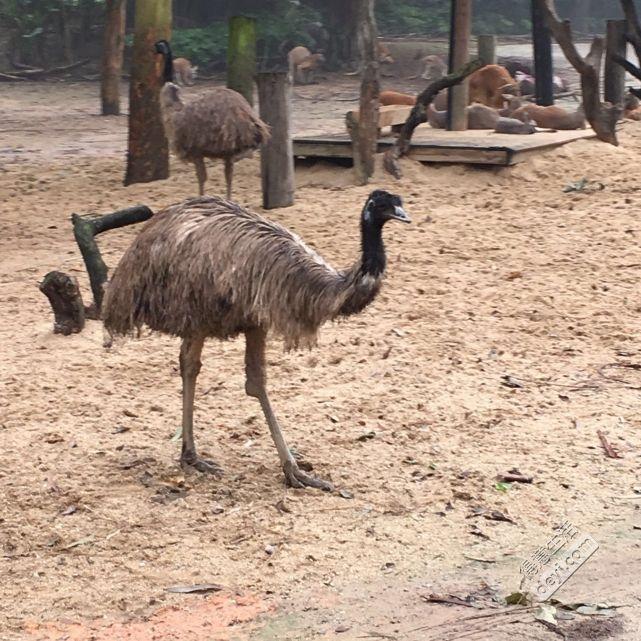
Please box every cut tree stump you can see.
[39,271,85,335]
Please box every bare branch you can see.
[383,59,483,178]
[613,53,641,82]
[537,0,620,145]
[621,0,641,60]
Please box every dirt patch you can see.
[23,592,271,641]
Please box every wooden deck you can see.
[293,126,595,166]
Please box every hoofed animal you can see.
[378,42,394,64]
[288,46,325,84]
[467,103,500,129]
[512,103,585,130]
[427,103,500,129]
[499,94,524,117]
[173,57,198,86]
[427,103,447,128]
[154,40,270,199]
[103,191,410,490]
[494,116,536,134]
[421,54,447,81]
[468,64,519,109]
[624,89,641,120]
[515,71,570,96]
[380,90,416,106]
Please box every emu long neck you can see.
[163,51,174,83]
[336,216,386,317]
[360,217,386,277]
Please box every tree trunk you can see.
[531,0,554,106]
[39,271,85,335]
[383,60,482,179]
[227,16,256,106]
[101,0,126,116]
[323,0,358,70]
[538,0,621,146]
[605,20,627,106]
[123,0,171,186]
[447,0,472,131]
[257,72,294,209]
[59,0,74,65]
[477,35,496,66]
[354,0,380,185]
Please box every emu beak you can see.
[392,205,411,223]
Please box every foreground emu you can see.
[154,40,270,198]
[103,191,410,490]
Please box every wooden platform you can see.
[293,126,595,166]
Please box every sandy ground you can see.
[1,77,641,641]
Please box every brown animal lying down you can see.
[511,103,585,129]
[494,116,536,134]
[380,90,415,106]
[427,103,501,129]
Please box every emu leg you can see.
[244,328,333,491]
[179,336,223,475]
[194,157,207,196]
[224,157,233,200]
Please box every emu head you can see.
[362,190,410,226]
[154,40,174,83]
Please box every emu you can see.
[154,40,270,199]
[103,190,410,490]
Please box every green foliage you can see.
[172,1,322,69]
[376,0,450,35]
[172,24,229,67]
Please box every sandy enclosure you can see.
[1,78,641,640]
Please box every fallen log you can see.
[6,59,91,80]
[39,271,85,335]
[0,72,28,82]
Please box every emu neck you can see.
[163,52,174,84]
[360,217,386,277]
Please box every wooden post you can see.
[477,35,496,65]
[227,16,256,106]
[101,0,126,116]
[256,72,294,209]
[447,0,472,131]
[605,19,626,106]
[353,0,380,184]
[531,0,554,106]
[123,0,171,186]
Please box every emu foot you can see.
[283,460,333,491]
[181,454,223,476]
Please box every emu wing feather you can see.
[103,197,356,348]
[167,88,270,161]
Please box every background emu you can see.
[154,40,270,198]
[103,190,410,490]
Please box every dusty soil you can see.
[1,76,641,641]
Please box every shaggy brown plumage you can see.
[103,191,410,491]
[105,196,378,349]
[155,40,270,198]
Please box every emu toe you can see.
[283,460,333,491]
[181,455,224,476]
